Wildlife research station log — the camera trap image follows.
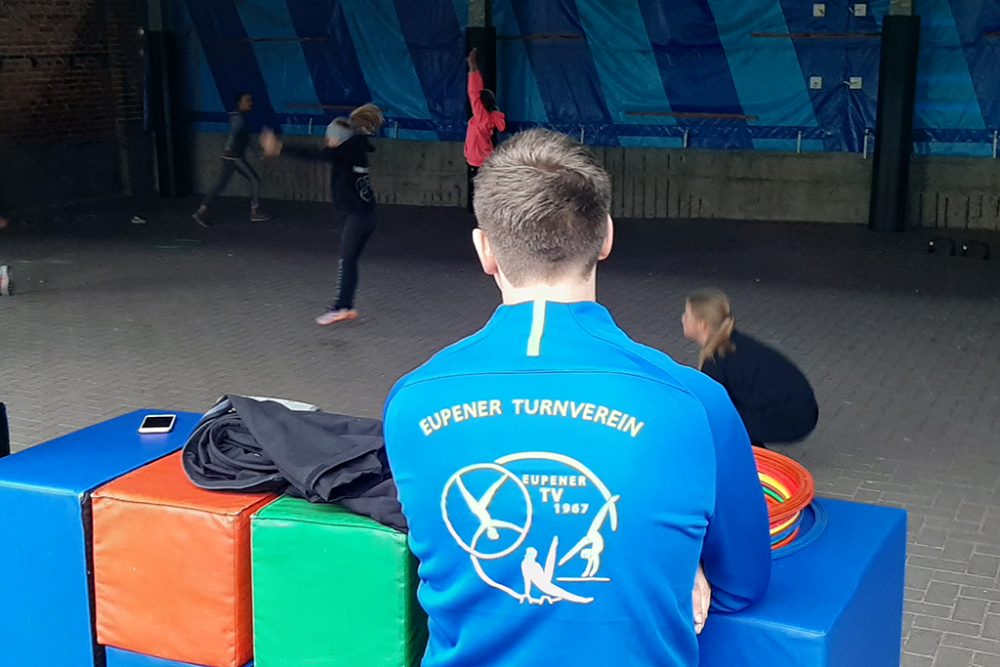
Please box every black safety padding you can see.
[869,15,921,233]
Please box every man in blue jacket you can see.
[384,129,770,666]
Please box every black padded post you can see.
[0,403,9,458]
[146,31,191,197]
[869,15,921,232]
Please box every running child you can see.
[193,92,272,226]
[260,104,383,326]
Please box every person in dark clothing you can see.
[193,92,272,227]
[0,214,10,297]
[683,288,819,446]
[261,103,384,326]
[0,403,9,458]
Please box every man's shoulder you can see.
[389,324,717,404]
[620,338,733,412]
[386,332,491,403]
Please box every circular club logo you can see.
[441,452,619,606]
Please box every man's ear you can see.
[472,228,499,277]
[598,215,614,261]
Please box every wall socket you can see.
[849,77,864,90]
[809,76,824,90]
[813,3,826,17]
[853,3,868,16]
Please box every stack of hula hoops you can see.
[754,448,815,551]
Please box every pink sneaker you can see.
[315,308,358,326]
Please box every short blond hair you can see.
[473,129,611,286]
[349,103,384,135]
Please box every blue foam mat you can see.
[0,411,201,667]
[105,646,253,667]
[699,497,907,666]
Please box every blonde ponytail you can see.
[687,289,736,370]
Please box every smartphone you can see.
[138,414,177,434]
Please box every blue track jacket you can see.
[384,300,771,666]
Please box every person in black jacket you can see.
[260,103,384,326]
[193,92,272,227]
[0,402,9,458]
[682,288,818,446]
[0,214,10,297]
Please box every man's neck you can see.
[499,278,597,305]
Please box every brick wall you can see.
[0,0,143,140]
[0,0,145,209]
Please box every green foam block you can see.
[251,497,427,667]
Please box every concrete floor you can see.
[3,196,1000,666]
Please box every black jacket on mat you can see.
[182,395,406,531]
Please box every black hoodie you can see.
[281,134,376,214]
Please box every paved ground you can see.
[3,196,1000,666]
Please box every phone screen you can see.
[141,416,175,429]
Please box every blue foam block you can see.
[699,498,907,667]
[105,646,253,667]
[0,410,201,667]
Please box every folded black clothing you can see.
[182,394,406,531]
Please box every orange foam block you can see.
[93,452,277,667]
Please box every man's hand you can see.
[693,564,712,634]
[467,48,478,71]
[260,128,281,157]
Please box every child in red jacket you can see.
[464,48,505,212]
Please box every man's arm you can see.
[700,385,771,611]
